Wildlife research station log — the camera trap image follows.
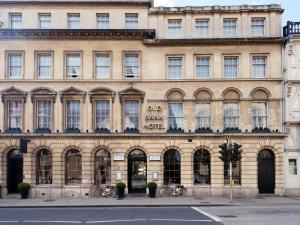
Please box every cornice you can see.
[0,133,286,139]
[0,29,156,40]
[144,37,283,46]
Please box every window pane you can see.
[124,100,139,129]
[8,53,22,78]
[66,100,80,129]
[36,149,52,184]
[195,20,208,38]
[124,54,139,78]
[224,57,238,78]
[251,18,265,36]
[66,149,82,185]
[164,149,181,185]
[125,14,138,29]
[224,160,241,185]
[195,103,211,128]
[95,100,110,129]
[68,14,80,29]
[39,14,51,29]
[36,100,52,129]
[252,102,267,129]
[97,14,109,29]
[168,102,183,129]
[37,53,52,78]
[168,19,182,38]
[66,54,81,77]
[196,57,210,79]
[10,14,22,29]
[289,159,297,175]
[168,57,182,79]
[95,150,111,185]
[194,149,210,184]
[252,56,266,77]
[224,102,239,129]
[95,53,110,78]
[7,100,23,129]
[223,19,237,37]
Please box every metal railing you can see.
[283,21,300,37]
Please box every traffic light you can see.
[20,139,30,153]
[219,143,229,162]
[232,143,243,162]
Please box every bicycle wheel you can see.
[159,186,170,197]
[88,186,97,197]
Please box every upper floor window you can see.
[224,57,238,78]
[36,100,52,130]
[289,159,297,175]
[125,13,138,29]
[97,13,109,29]
[195,19,208,38]
[10,13,22,29]
[168,19,182,38]
[168,102,183,130]
[95,100,110,130]
[168,57,182,79]
[195,102,211,129]
[251,18,265,36]
[7,100,23,130]
[252,56,266,78]
[124,53,139,78]
[67,13,80,29]
[224,102,239,129]
[66,53,81,78]
[37,52,52,79]
[7,52,23,79]
[65,100,80,130]
[39,14,51,29]
[95,53,111,79]
[124,100,139,130]
[196,56,210,79]
[223,18,237,37]
[252,102,267,129]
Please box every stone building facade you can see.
[283,21,300,196]
[0,0,285,198]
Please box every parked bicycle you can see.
[89,185,116,198]
[159,184,186,197]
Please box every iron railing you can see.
[283,21,300,37]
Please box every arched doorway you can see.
[258,149,275,194]
[7,149,23,193]
[128,149,147,194]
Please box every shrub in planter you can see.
[147,182,157,198]
[18,182,31,199]
[115,182,126,199]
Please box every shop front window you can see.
[94,149,111,185]
[164,149,181,185]
[36,149,52,184]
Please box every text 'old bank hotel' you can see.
[0,0,285,197]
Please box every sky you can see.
[154,0,299,25]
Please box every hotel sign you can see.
[144,105,165,129]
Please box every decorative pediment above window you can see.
[89,87,116,103]
[250,88,270,100]
[60,86,86,102]
[119,87,145,103]
[30,87,57,103]
[1,86,27,102]
[194,88,213,102]
[222,88,242,101]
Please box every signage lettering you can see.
[144,105,165,130]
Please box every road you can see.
[0,207,222,225]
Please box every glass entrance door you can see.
[128,150,147,194]
[7,149,23,193]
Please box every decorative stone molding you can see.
[118,87,145,103]
[1,86,27,102]
[30,87,57,103]
[89,87,116,103]
[60,86,86,102]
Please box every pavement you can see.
[1,195,300,208]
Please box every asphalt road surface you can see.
[0,207,223,225]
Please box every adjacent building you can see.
[0,0,285,198]
[283,21,300,196]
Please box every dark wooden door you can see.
[7,149,23,193]
[258,150,275,194]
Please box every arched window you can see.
[194,90,212,131]
[36,149,52,184]
[94,149,111,185]
[167,90,184,132]
[194,149,210,185]
[251,89,270,131]
[224,160,241,185]
[223,89,241,131]
[65,149,82,185]
[163,149,181,184]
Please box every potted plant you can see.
[18,182,31,199]
[115,182,126,199]
[147,182,157,198]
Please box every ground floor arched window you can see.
[36,149,52,184]
[163,149,181,184]
[94,149,111,185]
[65,149,82,185]
[224,160,241,185]
[194,149,210,185]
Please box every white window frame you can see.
[65,100,81,130]
[289,159,298,175]
[97,13,109,29]
[36,100,52,130]
[95,52,111,79]
[125,13,138,29]
[223,18,237,37]
[224,56,238,78]
[223,102,239,129]
[10,13,22,29]
[65,52,81,79]
[252,56,267,78]
[195,19,209,38]
[252,101,267,129]
[123,53,140,79]
[195,56,210,79]
[7,52,23,79]
[39,13,51,29]
[167,102,184,129]
[7,99,23,130]
[67,13,80,29]
[251,18,265,36]
[168,19,182,38]
[36,52,53,79]
[168,56,183,79]
[123,100,139,130]
[95,100,110,130]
